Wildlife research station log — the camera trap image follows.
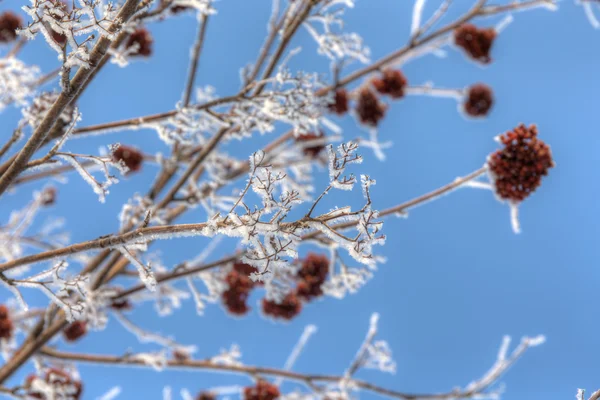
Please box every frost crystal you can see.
[0,58,39,110]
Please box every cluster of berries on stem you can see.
[244,380,280,400]
[487,124,554,202]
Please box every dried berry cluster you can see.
[328,88,349,115]
[0,11,22,43]
[464,83,494,117]
[112,145,144,174]
[63,320,87,342]
[126,28,154,57]
[26,369,83,400]
[261,293,303,321]
[328,69,407,127]
[261,253,329,321]
[222,255,330,321]
[295,131,326,158]
[244,380,280,400]
[454,23,496,64]
[222,262,261,315]
[355,88,387,127]
[295,253,329,300]
[487,124,554,202]
[0,304,13,339]
[372,69,408,99]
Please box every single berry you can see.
[112,145,144,174]
[371,69,408,99]
[454,24,496,64]
[63,321,87,342]
[328,88,349,115]
[0,11,22,43]
[126,28,153,57]
[464,83,494,117]
[355,88,387,127]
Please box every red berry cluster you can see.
[372,69,408,99]
[26,369,83,400]
[243,380,280,400]
[223,255,330,321]
[326,69,407,128]
[63,320,87,342]
[261,253,329,321]
[112,145,144,174]
[464,83,494,117]
[295,131,326,158]
[295,253,329,300]
[222,262,260,316]
[0,305,13,340]
[328,88,349,115]
[454,24,496,64]
[355,88,387,127]
[0,11,22,43]
[261,293,302,321]
[126,28,153,57]
[487,124,554,202]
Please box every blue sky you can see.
[1,1,599,399]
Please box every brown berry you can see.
[244,380,280,400]
[355,88,386,127]
[262,293,302,321]
[464,83,494,117]
[454,24,496,64]
[126,28,153,57]
[487,124,554,202]
[233,262,258,277]
[112,145,144,174]
[296,253,329,301]
[63,321,87,342]
[222,269,255,316]
[371,69,408,99]
[328,88,349,115]
[0,11,22,43]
